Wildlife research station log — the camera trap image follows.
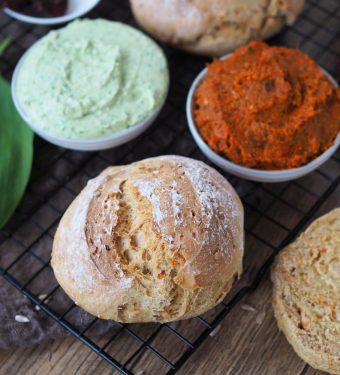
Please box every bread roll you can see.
[51,156,244,323]
[129,0,304,56]
[272,208,340,374]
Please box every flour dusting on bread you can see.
[134,178,164,228]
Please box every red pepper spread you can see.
[194,40,340,170]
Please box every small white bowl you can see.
[4,0,101,25]
[12,40,167,152]
[187,56,340,183]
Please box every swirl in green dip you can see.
[16,19,169,139]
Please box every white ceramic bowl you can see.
[187,55,340,183]
[4,0,101,25]
[12,40,168,151]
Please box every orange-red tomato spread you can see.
[194,40,340,170]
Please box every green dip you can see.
[16,19,169,139]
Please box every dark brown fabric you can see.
[0,250,117,350]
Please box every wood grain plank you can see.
[0,338,118,375]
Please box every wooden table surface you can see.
[0,187,338,375]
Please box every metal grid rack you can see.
[0,0,339,374]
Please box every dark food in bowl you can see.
[0,0,68,17]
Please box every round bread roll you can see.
[272,208,340,374]
[129,0,305,56]
[51,156,244,323]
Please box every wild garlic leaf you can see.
[0,40,34,228]
[0,37,10,55]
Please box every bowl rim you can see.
[3,0,102,25]
[11,33,169,150]
[186,53,340,181]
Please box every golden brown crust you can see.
[52,156,244,323]
[271,208,340,374]
[129,0,304,56]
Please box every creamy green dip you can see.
[16,19,169,139]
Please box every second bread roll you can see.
[129,0,304,56]
[51,156,244,323]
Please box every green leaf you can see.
[0,49,34,228]
[0,38,10,55]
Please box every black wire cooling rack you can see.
[0,0,340,374]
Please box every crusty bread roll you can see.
[129,0,304,56]
[51,156,244,323]
[272,208,340,374]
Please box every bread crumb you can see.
[15,314,30,323]
[241,304,256,312]
[209,324,221,337]
[256,311,266,325]
[38,294,51,304]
